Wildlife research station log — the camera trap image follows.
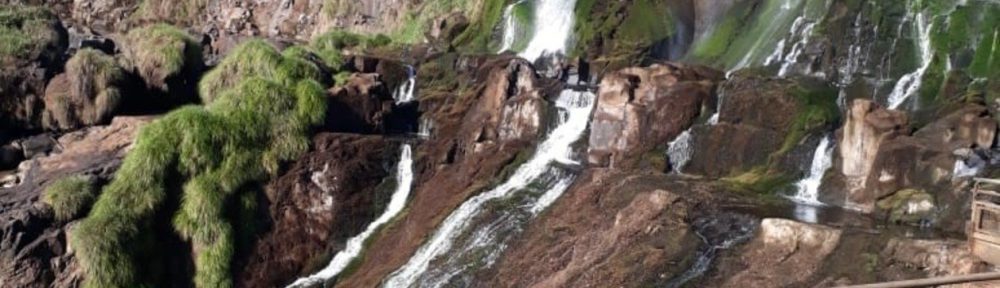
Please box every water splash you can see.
[394,66,417,103]
[384,90,596,288]
[287,145,415,287]
[887,10,933,110]
[787,136,833,205]
[518,0,579,62]
[667,129,694,173]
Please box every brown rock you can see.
[0,116,151,288]
[685,123,783,178]
[722,218,842,288]
[237,133,398,288]
[326,73,394,133]
[587,63,720,168]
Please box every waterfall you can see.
[384,90,596,288]
[286,145,415,288]
[417,117,434,139]
[667,129,693,173]
[730,0,805,71]
[394,66,417,103]
[788,136,833,205]
[887,10,933,110]
[497,0,525,53]
[518,0,579,62]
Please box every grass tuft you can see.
[42,175,97,221]
[122,24,202,90]
[44,48,124,130]
[0,6,61,62]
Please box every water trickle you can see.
[286,145,415,288]
[667,129,694,173]
[665,213,757,288]
[518,0,579,62]
[497,0,525,53]
[788,135,833,205]
[887,10,933,110]
[417,117,434,139]
[384,90,596,288]
[394,66,417,104]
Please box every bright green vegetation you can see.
[450,0,507,52]
[776,82,840,155]
[72,40,326,288]
[310,30,392,68]
[0,6,60,61]
[42,175,97,221]
[122,24,201,89]
[199,40,322,103]
[504,0,535,52]
[45,48,124,130]
[572,0,674,65]
[721,166,794,196]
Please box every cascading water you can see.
[788,136,833,205]
[730,0,806,71]
[383,90,596,288]
[763,14,818,77]
[394,66,417,103]
[667,129,693,173]
[518,0,578,62]
[287,144,415,288]
[886,9,933,110]
[665,213,757,288]
[497,0,525,53]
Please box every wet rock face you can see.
[490,171,702,287]
[722,218,842,287]
[326,73,394,133]
[465,58,548,149]
[238,133,397,288]
[0,116,151,288]
[587,63,720,168]
[684,74,821,177]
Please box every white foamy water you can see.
[667,129,694,173]
[788,136,833,205]
[497,0,525,53]
[731,0,804,71]
[887,10,932,110]
[394,66,417,103]
[518,0,579,62]
[286,145,415,288]
[383,90,595,288]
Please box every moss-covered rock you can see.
[198,39,324,104]
[42,175,97,222]
[0,5,68,133]
[877,188,935,225]
[43,48,125,130]
[0,6,66,64]
[121,24,203,96]
[72,39,327,288]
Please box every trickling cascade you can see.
[287,145,415,288]
[887,10,933,110]
[518,0,579,62]
[394,65,417,103]
[666,214,757,288]
[788,136,833,206]
[497,0,525,53]
[667,129,693,173]
[777,17,817,77]
[731,0,805,71]
[417,117,433,139]
[384,90,596,288]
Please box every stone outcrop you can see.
[824,100,997,215]
[0,116,151,288]
[722,218,842,287]
[237,133,398,288]
[684,74,836,177]
[587,63,720,168]
[490,171,707,287]
[326,73,395,133]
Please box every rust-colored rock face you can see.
[237,133,398,288]
[326,73,395,133]
[489,171,702,288]
[0,116,151,288]
[587,63,720,168]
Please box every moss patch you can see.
[0,6,61,63]
[42,175,97,221]
[122,24,202,90]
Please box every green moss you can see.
[199,40,321,104]
[123,24,201,89]
[311,30,392,68]
[42,175,97,221]
[876,188,935,224]
[451,0,506,52]
[73,39,327,288]
[135,0,208,24]
[617,0,673,46]
[721,166,794,196]
[775,83,839,156]
[0,6,59,61]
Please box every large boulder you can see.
[721,218,842,287]
[41,49,124,130]
[683,73,838,178]
[587,63,721,168]
[237,133,398,288]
